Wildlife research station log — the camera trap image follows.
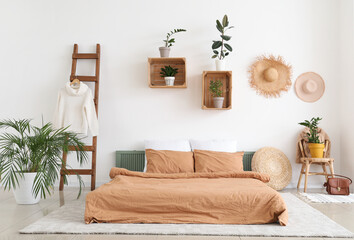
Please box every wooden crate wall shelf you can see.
[148,58,186,88]
[202,71,232,110]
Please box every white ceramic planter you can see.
[213,97,224,108]
[165,77,175,86]
[215,59,226,71]
[159,47,171,57]
[13,172,40,205]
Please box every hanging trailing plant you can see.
[212,15,234,60]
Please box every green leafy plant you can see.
[298,117,323,143]
[0,119,88,199]
[163,29,187,47]
[212,15,234,60]
[209,80,223,97]
[160,65,178,77]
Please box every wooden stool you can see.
[297,157,334,192]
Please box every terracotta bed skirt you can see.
[85,168,288,226]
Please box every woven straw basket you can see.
[251,147,292,190]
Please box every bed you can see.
[84,168,288,226]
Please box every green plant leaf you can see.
[222,15,228,27]
[212,55,218,59]
[216,20,223,32]
[216,24,223,33]
[212,41,222,49]
[224,43,232,51]
[213,50,219,54]
[220,35,231,41]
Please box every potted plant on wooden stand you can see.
[298,117,324,158]
[211,15,234,70]
[160,65,178,86]
[0,119,87,204]
[209,79,224,108]
[159,28,187,57]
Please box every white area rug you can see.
[300,193,354,203]
[20,193,354,237]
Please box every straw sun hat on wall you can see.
[294,72,325,103]
[249,55,292,98]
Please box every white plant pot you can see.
[165,77,175,86]
[215,59,226,71]
[213,97,224,108]
[159,47,171,57]
[12,172,40,205]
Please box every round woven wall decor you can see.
[251,147,292,190]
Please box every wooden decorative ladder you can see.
[59,43,101,191]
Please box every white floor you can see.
[0,187,353,240]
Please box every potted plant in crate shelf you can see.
[209,79,224,108]
[159,28,187,57]
[298,117,324,158]
[160,65,178,86]
[0,119,88,204]
[212,14,234,70]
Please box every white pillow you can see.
[143,139,191,172]
[190,139,238,152]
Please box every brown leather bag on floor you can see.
[324,175,352,195]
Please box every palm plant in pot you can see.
[212,14,234,71]
[298,117,324,158]
[160,65,178,86]
[159,28,186,57]
[0,119,87,204]
[209,79,224,108]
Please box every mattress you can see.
[85,168,288,226]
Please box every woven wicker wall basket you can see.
[251,147,292,190]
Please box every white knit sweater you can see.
[53,82,99,136]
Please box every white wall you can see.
[339,0,354,190]
[0,0,343,188]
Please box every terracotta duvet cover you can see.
[85,168,288,226]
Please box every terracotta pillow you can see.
[145,149,194,173]
[194,149,244,172]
